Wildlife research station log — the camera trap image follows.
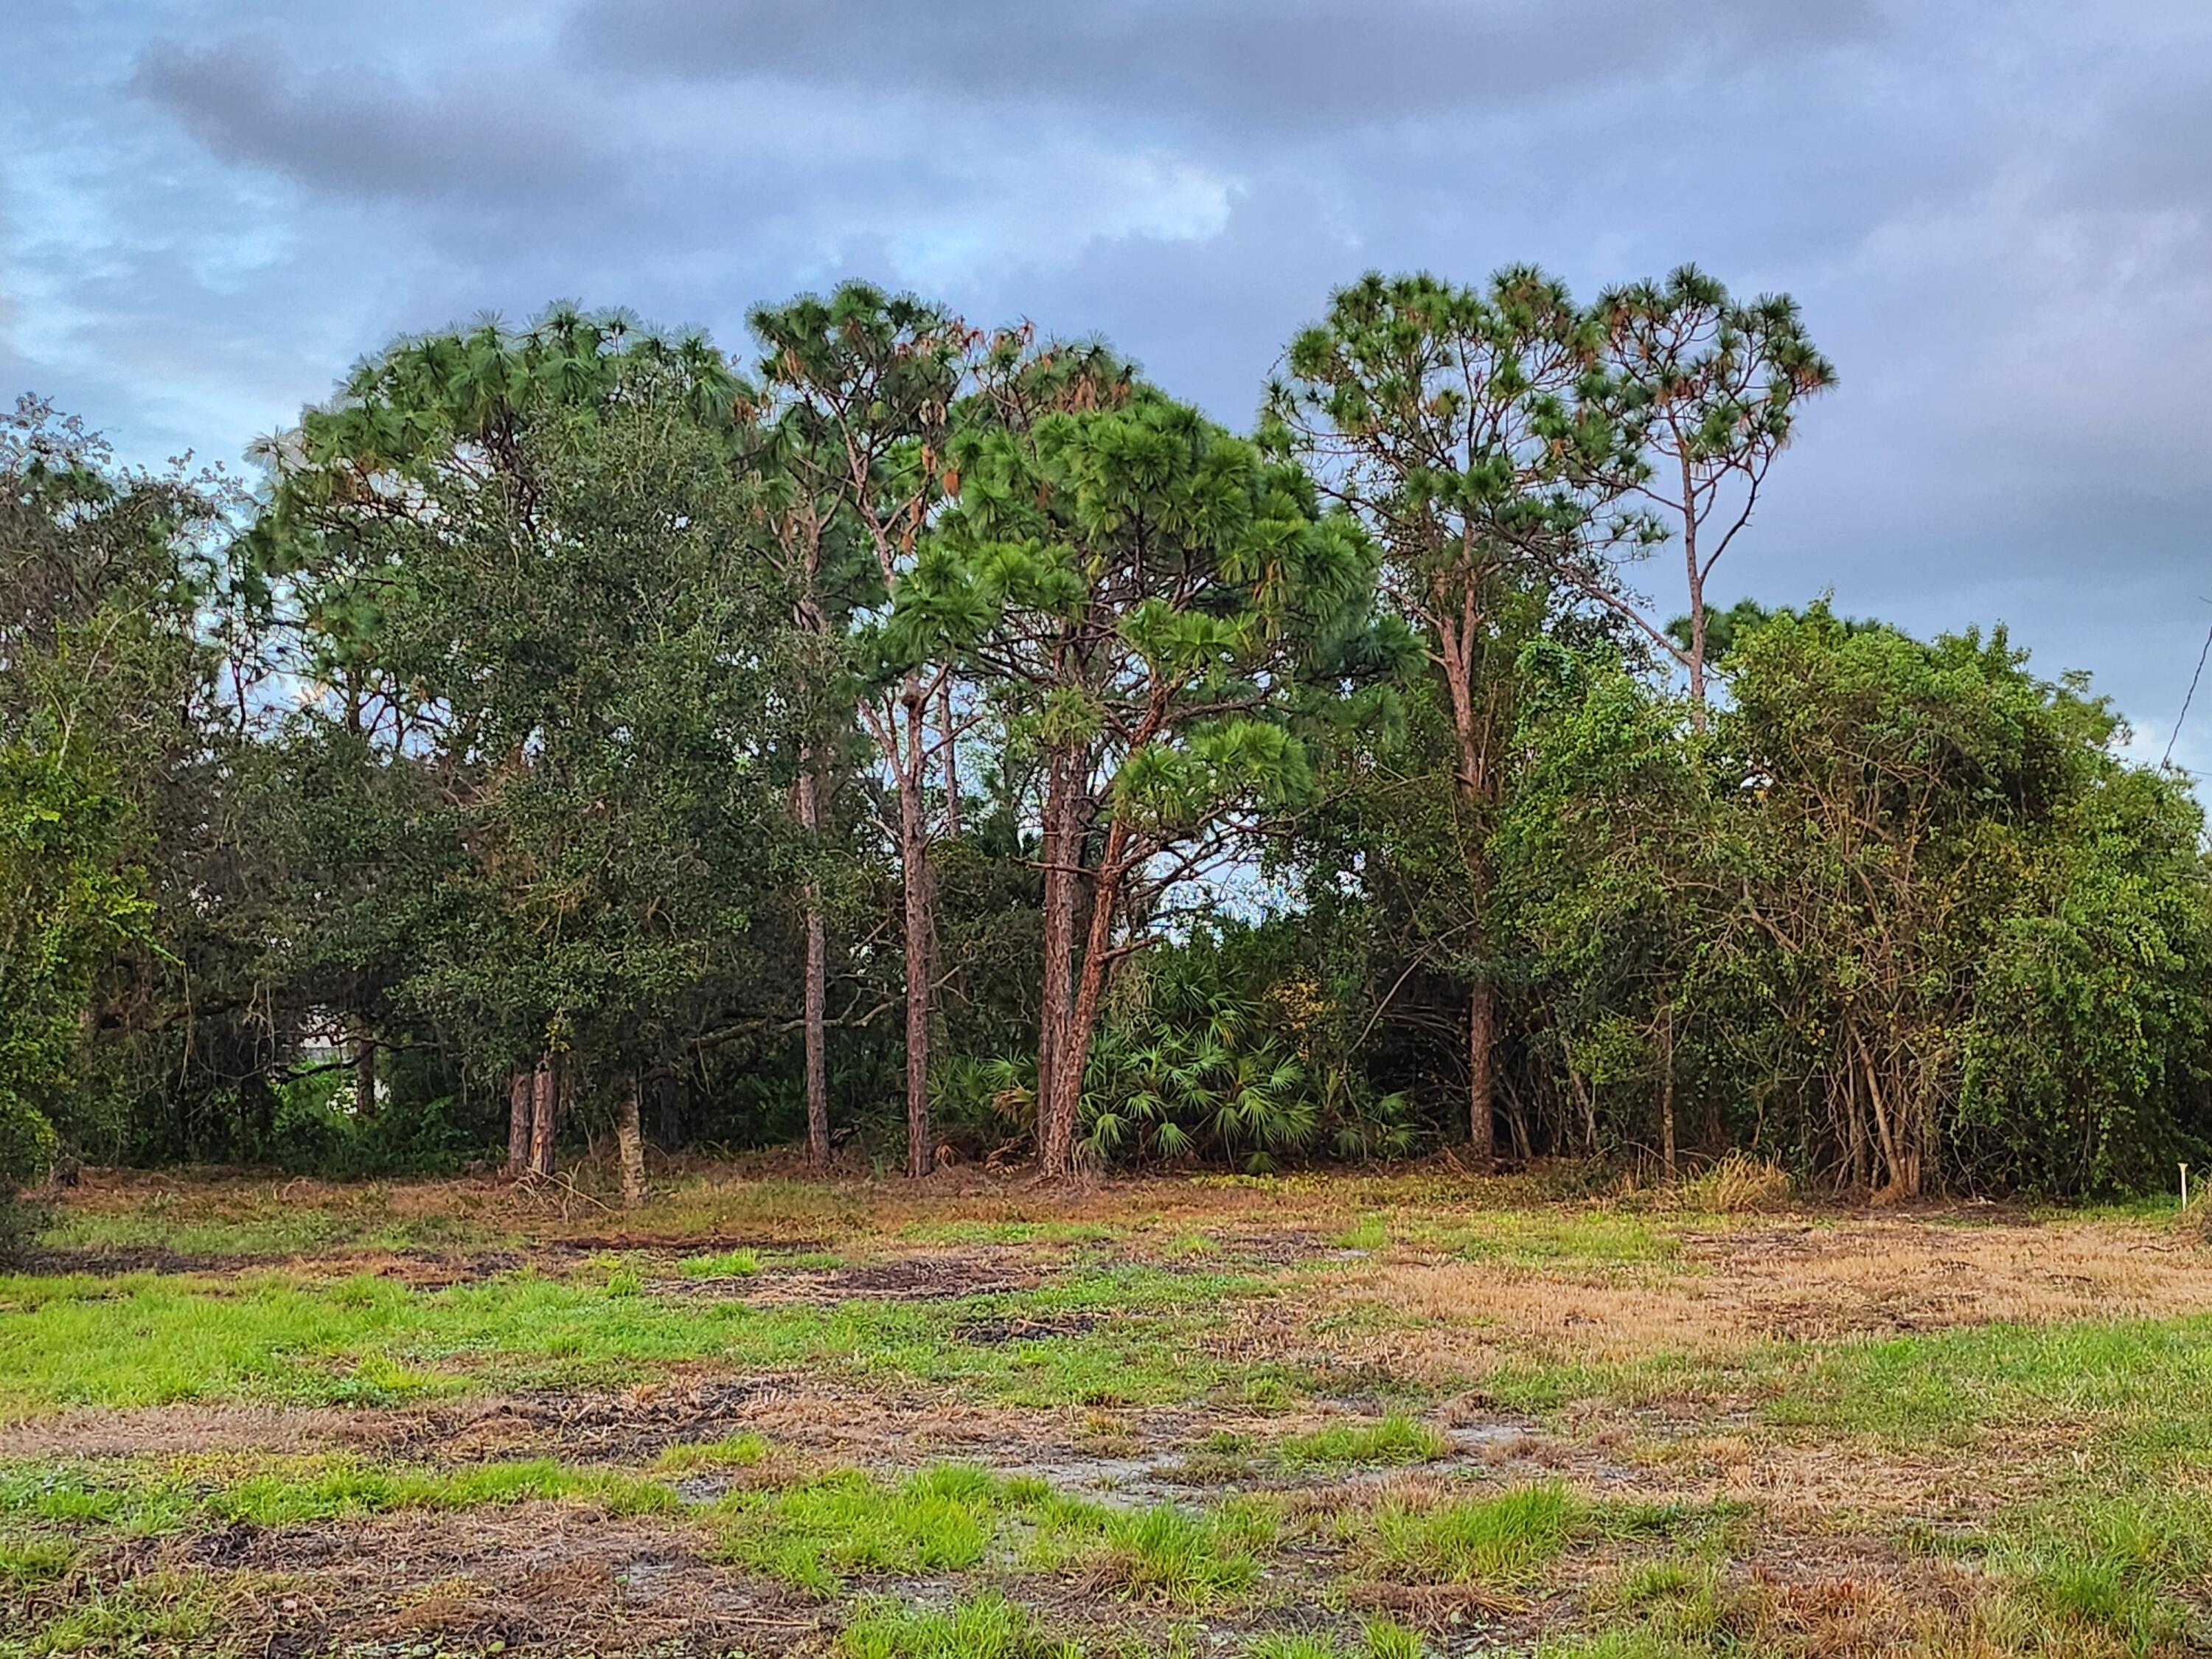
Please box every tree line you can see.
[4,266,2206,1203]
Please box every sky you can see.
[6,1,2211,770]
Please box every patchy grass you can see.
[11,1166,2212,1656]
[839,1593,1082,1659]
[1351,1481,1585,1590]
[653,1431,771,1474]
[1273,1414,1446,1472]
[1081,1499,1273,1607]
[714,1464,1061,1596]
[4,1568,243,1657]
[0,1453,680,1534]
[0,1262,1266,1415]
[678,1247,761,1279]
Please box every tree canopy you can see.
[3,267,2205,1204]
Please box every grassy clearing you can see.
[1767,1313,2212,1448]
[10,1169,2212,1656]
[1351,1481,1585,1589]
[0,1261,1270,1415]
[1082,1500,1274,1607]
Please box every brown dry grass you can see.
[1315,1214,2212,1383]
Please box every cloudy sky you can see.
[7,1,2210,767]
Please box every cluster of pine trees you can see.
[4,268,2206,1200]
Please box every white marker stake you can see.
[2183,1164,2191,1214]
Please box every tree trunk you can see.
[796,768,831,1168]
[352,1023,377,1119]
[1036,747,1082,1178]
[898,684,934,1178]
[506,1071,532,1178]
[240,1071,276,1149]
[1682,453,1708,728]
[1046,820,1133,1178]
[1569,1068,1599,1155]
[1467,981,1496,1168]
[616,1079,647,1211]
[529,1054,558,1178]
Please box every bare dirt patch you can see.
[86,1503,824,1658]
[731,1250,1049,1304]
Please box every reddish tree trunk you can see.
[898,681,933,1178]
[1036,747,1084,1177]
[796,767,831,1167]
[352,1023,377,1119]
[1046,819,1133,1175]
[1467,981,1496,1169]
[506,1071,532,1178]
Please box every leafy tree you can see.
[0,398,226,1181]
[747,284,975,1177]
[912,386,1397,1176]
[1594,268,1834,717]
[1267,269,1627,1162]
[257,313,799,1183]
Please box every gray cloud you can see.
[561,0,1882,134]
[132,38,613,209]
[4,0,2210,770]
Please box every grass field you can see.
[1,1161,2208,1657]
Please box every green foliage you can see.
[0,400,218,1187]
[1079,925,1413,1170]
[1496,611,2212,1194]
[4,268,2206,1201]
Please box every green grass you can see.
[895,1220,1117,1248]
[1351,1482,1583,1588]
[0,1569,236,1658]
[33,1193,495,1259]
[1239,1623,1425,1659]
[839,1593,1080,1659]
[1408,1211,1681,1267]
[0,1453,678,1534]
[1083,1500,1272,1607]
[1764,1314,2212,1449]
[678,1248,761,1279]
[1333,1214,1388,1251]
[1273,1414,1444,1472]
[0,1535,77,1589]
[715,1464,1068,1595]
[655,1431,771,1473]
[0,1262,1267,1414]
[714,1463,1272,1608]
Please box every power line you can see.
[2164,608,2212,769]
